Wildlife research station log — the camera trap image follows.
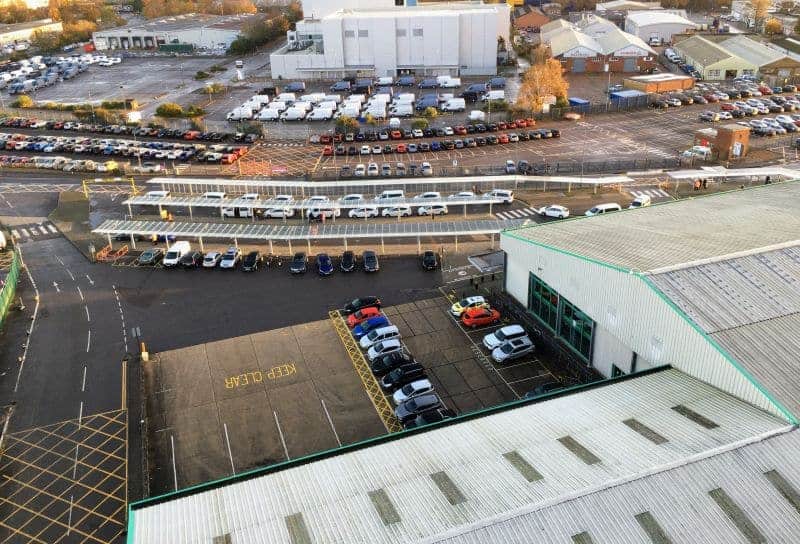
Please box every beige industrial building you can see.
[673,35,757,80]
[0,19,62,46]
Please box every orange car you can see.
[396,143,407,153]
[347,306,382,328]
[461,307,501,328]
[390,130,403,140]
[498,133,510,144]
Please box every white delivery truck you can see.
[482,89,505,102]
[300,92,326,104]
[395,93,415,103]
[226,107,254,121]
[281,107,307,121]
[307,107,334,121]
[388,103,413,117]
[258,109,281,121]
[437,76,462,88]
[275,92,296,103]
[441,97,466,112]
[222,193,259,218]
[335,104,361,119]
[365,105,387,120]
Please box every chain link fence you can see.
[0,248,21,331]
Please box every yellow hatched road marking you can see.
[0,520,48,544]
[4,435,124,481]
[328,310,402,433]
[0,498,109,544]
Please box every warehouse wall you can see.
[501,232,791,420]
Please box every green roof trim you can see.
[501,206,798,425]
[125,365,670,542]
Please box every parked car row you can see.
[0,154,120,172]
[288,250,380,274]
[0,116,254,142]
[2,57,90,94]
[342,296,454,429]
[315,118,541,145]
[651,80,798,110]
[0,132,248,163]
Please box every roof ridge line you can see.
[418,424,796,544]
[647,239,800,275]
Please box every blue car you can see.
[317,253,334,276]
[353,316,390,340]
[430,141,442,152]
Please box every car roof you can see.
[510,336,534,347]
[463,295,486,304]
[497,324,525,335]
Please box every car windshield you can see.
[500,343,515,354]
[203,255,214,261]
[165,251,178,259]
[458,298,471,307]
[495,329,510,341]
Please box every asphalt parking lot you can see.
[144,318,386,494]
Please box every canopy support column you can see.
[268,239,273,254]
[130,234,136,249]
[199,236,204,253]
[417,236,421,254]
[307,238,311,254]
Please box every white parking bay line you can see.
[20,228,29,238]
[38,226,48,235]
[29,228,38,236]
[47,224,57,233]
[517,208,535,216]
[274,411,290,460]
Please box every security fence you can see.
[0,248,21,331]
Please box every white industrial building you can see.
[269,0,510,80]
[624,10,696,44]
[0,19,62,46]
[92,13,262,51]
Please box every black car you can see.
[340,250,356,272]
[380,363,426,391]
[524,381,564,399]
[289,252,307,274]
[421,250,438,271]
[242,251,261,272]
[137,247,163,265]
[179,251,203,269]
[317,253,334,276]
[517,160,531,174]
[363,250,380,272]
[395,393,443,423]
[550,128,561,138]
[370,351,415,376]
[343,296,382,314]
[404,407,456,429]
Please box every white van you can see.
[483,189,514,204]
[258,109,281,121]
[629,194,652,209]
[359,325,401,349]
[389,103,413,117]
[437,76,461,88]
[307,108,334,121]
[163,241,191,268]
[482,90,505,102]
[441,98,466,112]
[375,189,405,202]
[202,191,226,200]
[585,203,622,216]
[275,92,296,103]
[468,110,486,122]
[222,193,258,218]
[281,108,307,121]
[322,94,342,104]
[376,76,394,86]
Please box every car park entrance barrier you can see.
[328,310,402,433]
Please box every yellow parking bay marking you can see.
[329,310,402,433]
[225,364,296,389]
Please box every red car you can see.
[390,130,403,140]
[322,145,333,156]
[703,94,719,103]
[758,85,773,95]
[461,307,501,328]
[498,133,510,144]
[347,306,381,328]
[720,103,736,111]
[396,143,407,153]
[497,121,508,130]
[454,125,468,135]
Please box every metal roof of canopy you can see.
[123,194,505,210]
[667,166,799,180]
[93,218,529,240]
[146,174,635,189]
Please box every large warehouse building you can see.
[269,0,510,80]
[92,13,263,51]
[125,179,800,544]
[624,10,696,44]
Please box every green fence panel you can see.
[0,249,21,330]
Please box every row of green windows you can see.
[528,273,594,361]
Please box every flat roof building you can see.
[673,34,757,80]
[624,10,696,44]
[270,0,510,80]
[92,13,264,51]
[0,19,62,46]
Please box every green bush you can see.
[481,99,508,112]
[12,95,34,108]
[155,102,184,117]
[423,106,439,118]
[209,64,226,73]
[201,83,226,95]
[194,70,211,80]
[184,105,206,117]
[335,115,359,133]
[411,118,429,130]
[100,100,127,110]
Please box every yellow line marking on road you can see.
[0,520,48,544]
[328,310,402,433]
[0,498,109,544]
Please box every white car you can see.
[262,207,294,218]
[349,206,379,218]
[717,111,732,120]
[491,336,535,363]
[420,162,433,176]
[202,251,222,268]
[367,339,403,362]
[413,191,441,200]
[219,247,241,269]
[443,126,454,136]
[360,145,371,155]
[382,206,412,217]
[339,193,364,203]
[538,205,570,219]
[417,204,448,216]
[133,162,162,173]
[393,379,434,405]
[448,191,475,200]
[308,207,341,219]
[367,163,380,177]
[483,325,527,351]
[412,129,424,138]
[372,145,382,154]
[354,164,367,177]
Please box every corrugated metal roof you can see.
[719,35,790,68]
[503,182,800,273]
[426,428,800,543]
[651,245,800,418]
[674,35,735,66]
[130,370,788,543]
[626,10,695,26]
[548,27,603,57]
[595,26,655,55]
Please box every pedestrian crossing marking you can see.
[12,222,60,243]
[630,189,671,198]
[47,224,57,233]
[20,228,29,237]
[38,225,48,235]
[496,207,539,220]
